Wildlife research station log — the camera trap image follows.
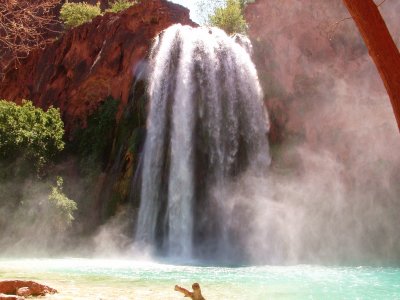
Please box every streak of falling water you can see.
[135,25,270,260]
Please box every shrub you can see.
[48,177,78,231]
[60,1,102,28]
[106,0,135,13]
[73,97,119,174]
[0,176,78,249]
[0,100,65,171]
[209,0,247,35]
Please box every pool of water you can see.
[0,259,399,299]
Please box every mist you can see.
[0,176,73,257]
[0,160,136,258]
[214,0,400,265]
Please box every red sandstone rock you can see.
[0,0,195,133]
[15,287,30,297]
[0,280,57,296]
[0,294,23,300]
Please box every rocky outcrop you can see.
[0,0,195,133]
[0,280,57,297]
[0,295,23,300]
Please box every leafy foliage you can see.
[48,177,77,231]
[0,176,78,252]
[0,100,65,171]
[60,1,102,28]
[73,97,119,174]
[208,0,247,34]
[106,0,135,13]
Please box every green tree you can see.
[60,1,102,28]
[106,0,135,13]
[48,177,77,231]
[0,100,65,171]
[209,0,247,35]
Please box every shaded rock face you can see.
[245,0,400,174]
[245,0,400,146]
[242,0,400,264]
[0,0,195,133]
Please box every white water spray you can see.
[135,25,270,259]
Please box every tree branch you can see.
[377,0,387,7]
[0,0,61,75]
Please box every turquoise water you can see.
[0,259,399,299]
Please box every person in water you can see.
[174,282,205,300]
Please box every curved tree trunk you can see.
[342,0,400,132]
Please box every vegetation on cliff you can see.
[106,0,135,13]
[0,100,64,173]
[48,176,77,231]
[60,2,102,28]
[0,100,77,252]
[72,97,119,176]
[208,0,249,34]
[61,0,136,29]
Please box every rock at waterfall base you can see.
[0,295,23,300]
[0,280,57,297]
[16,288,30,297]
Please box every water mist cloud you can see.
[236,0,400,265]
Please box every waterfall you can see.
[135,24,271,260]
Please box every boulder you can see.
[0,294,23,300]
[0,280,57,297]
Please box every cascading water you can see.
[135,24,270,260]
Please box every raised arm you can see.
[174,285,194,298]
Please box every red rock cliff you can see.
[245,0,400,149]
[0,0,195,132]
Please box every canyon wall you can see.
[0,0,195,132]
[0,0,195,238]
[242,0,400,263]
[245,0,400,145]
